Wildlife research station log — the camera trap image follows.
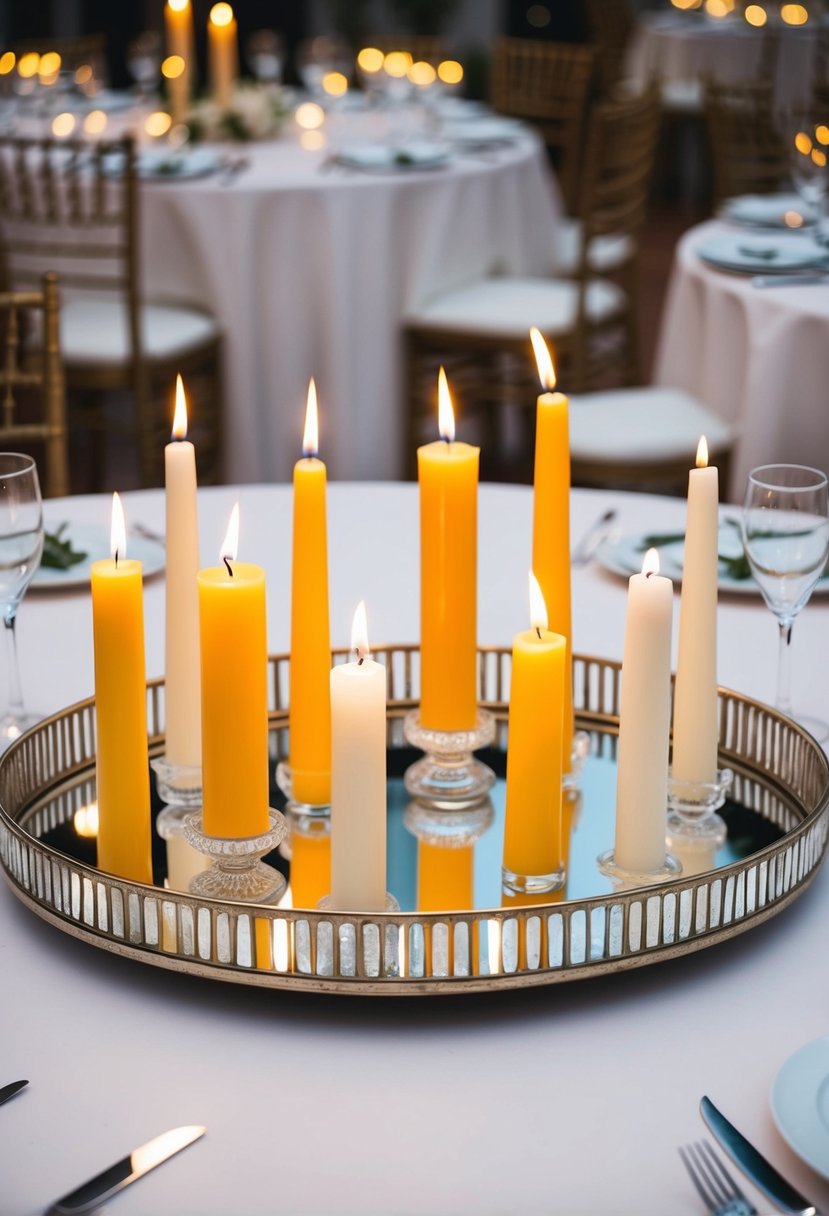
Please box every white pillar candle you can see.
[672,436,719,786]
[614,549,674,874]
[329,602,387,911]
[164,375,201,770]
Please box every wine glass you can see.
[786,109,829,243]
[742,464,829,741]
[127,31,162,103]
[0,454,44,749]
[246,30,284,87]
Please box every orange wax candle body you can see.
[417,841,474,912]
[289,455,331,805]
[532,389,574,770]
[208,3,238,107]
[164,0,194,123]
[503,626,566,881]
[418,439,479,730]
[198,562,270,838]
[91,557,152,883]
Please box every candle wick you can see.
[223,556,234,578]
[645,570,653,580]
[114,549,119,569]
[536,626,542,639]
[358,655,364,666]
[442,435,451,445]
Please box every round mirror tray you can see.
[1,648,827,996]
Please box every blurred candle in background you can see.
[208,2,238,107]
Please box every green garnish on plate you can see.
[42,523,87,571]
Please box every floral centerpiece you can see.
[187,82,290,142]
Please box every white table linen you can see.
[138,135,560,484]
[653,219,829,498]
[2,481,829,1216]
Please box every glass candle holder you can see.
[666,766,734,848]
[597,848,682,888]
[150,755,202,808]
[184,809,287,903]
[565,730,591,789]
[403,709,496,807]
[403,797,495,847]
[275,761,330,819]
[317,892,400,912]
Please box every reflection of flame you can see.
[437,368,455,442]
[303,378,318,457]
[530,326,556,391]
[696,435,708,469]
[74,802,99,838]
[220,502,240,565]
[111,493,126,562]
[642,547,660,577]
[529,572,548,632]
[351,600,370,659]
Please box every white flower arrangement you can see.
[187,82,290,142]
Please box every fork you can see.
[679,1141,757,1216]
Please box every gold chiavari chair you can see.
[489,37,595,213]
[0,272,68,498]
[402,85,662,479]
[0,135,223,488]
[585,0,636,97]
[704,79,786,205]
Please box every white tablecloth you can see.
[139,135,560,484]
[653,219,829,498]
[2,482,829,1215]
[626,10,822,110]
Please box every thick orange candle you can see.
[530,328,574,772]
[289,380,331,805]
[502,574,566,886]
[418,368,478,731]
[208,2,238,107]
[198,503,270,838]
[91,493,152,884]
[164,0,194,123]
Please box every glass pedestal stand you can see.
[150,756,202,811]
[403,709,496,807]
[666,767,733,849]
[403,797,495,847]
[565,731,591,790]
[275,761,330,826]
[184,810,288,903]
[597,848,682,888]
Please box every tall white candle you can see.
[672,436,719,786]
[329,602,387,911]
[614,549,674,874]
[164,375,201,770]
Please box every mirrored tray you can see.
[1,647,827,995]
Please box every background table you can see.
[653,219,829,499]
[139,133,560,484]
[2,482,828,1215]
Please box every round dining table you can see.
[653,218,829,500]
[138,127,560,485]
[1,481,828,1215]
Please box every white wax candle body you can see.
[330,658,387,911]
[672,465,719,785]
[615,570,674,873]
[164,439,201,768]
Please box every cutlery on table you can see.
[45,1124,205,1215]
[679,1139,757,1215]
[752,273,829,288]
[220,156,250,186]
[130,521,165,545]
[701,1095,818,1216]
[0,1078,28,1106]
[571,508,618,567]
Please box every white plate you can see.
[336,142,451,172]
[722,192,816,229]
[431,97,488,121]
[595,523,829,596]
[104,148,223,181]
[695,233,825,274]
[771,1035,829,1180]
[442,117,522,146]
[32,523,165,591]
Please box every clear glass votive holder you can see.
[317,892,400,913]
[403,797,495,847]
[150,756,202,808]
[666,766,734,848]
[275,761,330,820]
[501,863,566,897]
[403,709,496,807]
[184,809,288,903]
[596,848,682,889]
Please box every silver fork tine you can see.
[700,1141,748,1203]
[679,1145,718,1212]
[690,1143,729,1206]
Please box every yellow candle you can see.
[91,493,152,884]
[289,380,331,806]
[208,2,238,108]
[418,368,478,731]
[417,840,474,911]
[198,503,270,838]
[164,0,194,124]
[164,375,201,771]
[289,825,332,909]
[530,328,574,772]
[503,574,566,884]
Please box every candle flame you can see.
[172,374,188,440]
[351,600,370,660]
[529,326,556,391]
[303,378,319,457]
[696,435,709,469]
[437,367,455,442]
[220,502,240,565]
[642,547,660,577]
[168,0,189,10]
[529,571,548,632]
[209,2,234,27]
[110,492,126,562]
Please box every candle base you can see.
[564,730,591,790]
[317,892,400,913]
[403,798,495,846]
[275,761,330,820]
[155,803,194,841]
[597,848,682,887]
[150,756,202,808]
[666,766,733,848]
[501,864,565,896]
[184,810,288,903]
[403,709,496,808]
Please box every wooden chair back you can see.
[585,0,635,95]
[0,273,68,497]
[489,37,595,211]
[704,79,785,204]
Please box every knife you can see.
[45,1124,206,1215]
[0,1078,28,1106]
[700,1096,818,1215]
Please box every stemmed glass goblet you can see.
[0,453,44,749]
[246,30,284,87]
[787,109,829,244]
[741,463,829,741]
